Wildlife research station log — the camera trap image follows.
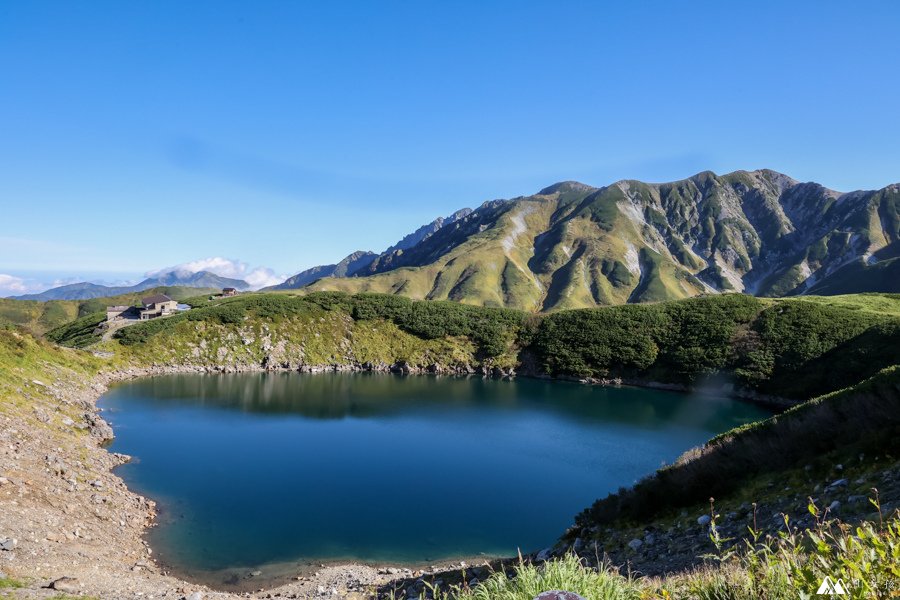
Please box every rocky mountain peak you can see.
[748,168,801,193]
[538,181,595,195]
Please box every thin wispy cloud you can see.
[0,273,45,297]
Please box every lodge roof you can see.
[141,294,173,306]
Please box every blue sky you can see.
[1,1,898,294]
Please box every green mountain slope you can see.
[286,171,898,311]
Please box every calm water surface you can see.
[99,373,770,576]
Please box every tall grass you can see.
[411,509,900,600]
[422,554,640,600]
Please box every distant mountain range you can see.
[273,169,899,311]
[16,270,250,301]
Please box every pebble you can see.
[185,593,203,600]
[697,515,711,526]
[0,537,16,551]
[627,538,643,551]
[826,478,849,491]
[828,500,841,513]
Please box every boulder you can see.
[49,577,80,592]
[627,538,643,551]
[697,514,711,526]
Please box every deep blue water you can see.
[99,373,769,575]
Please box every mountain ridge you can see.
[280,168,898,311]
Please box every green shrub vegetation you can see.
[42,291,900,401]
[44,312,106,348]
[531,294,900,399]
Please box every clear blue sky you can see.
[1,1,898,292]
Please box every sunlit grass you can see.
[411,506,900,600]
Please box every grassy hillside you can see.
[45,291,900,403]
[93,292,527,370]
[0,324,102,420]
[572,366,900,528]
[0,286,217,336]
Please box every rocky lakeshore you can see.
[0,363,509,600]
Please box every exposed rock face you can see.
[384,208,474,255]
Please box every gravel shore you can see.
[0,365,486,600]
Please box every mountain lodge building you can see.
[139,294,178,320]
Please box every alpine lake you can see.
[99,372,771,587]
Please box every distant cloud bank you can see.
[0,273,40,296]
[146,257,286,289]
